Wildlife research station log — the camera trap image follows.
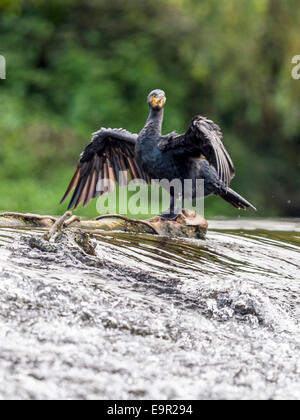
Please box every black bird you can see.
[61,89,256,218]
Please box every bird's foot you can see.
[159,211,181,221]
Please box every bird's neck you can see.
[143,107,164,139]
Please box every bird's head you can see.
[147,89,166,110]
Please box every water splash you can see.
[0,220,299,399]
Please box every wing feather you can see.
[85,170,97,206]
[60,169,80,204]
[158,116,235,186]
[61,128,149,210]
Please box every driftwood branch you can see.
[44,211,72,241]
[64,215,81,227]
[0,209,208,239]
[0,212,57,222]
[95,214,159,234]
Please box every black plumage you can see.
[61,89,256,218]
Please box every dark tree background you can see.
[0,0,299,218]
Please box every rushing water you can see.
[0,219,299,400]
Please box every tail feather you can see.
[220,187,256,211]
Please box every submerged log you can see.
[149,209,208,239]
[0,209,208,239]
[93,209,208,239]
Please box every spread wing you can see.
[60,128,150,210]
[158,116,235,186]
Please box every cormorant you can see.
[61,89,256,219]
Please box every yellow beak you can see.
[152,97,165,106]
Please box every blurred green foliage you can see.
[0,0,299,218]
